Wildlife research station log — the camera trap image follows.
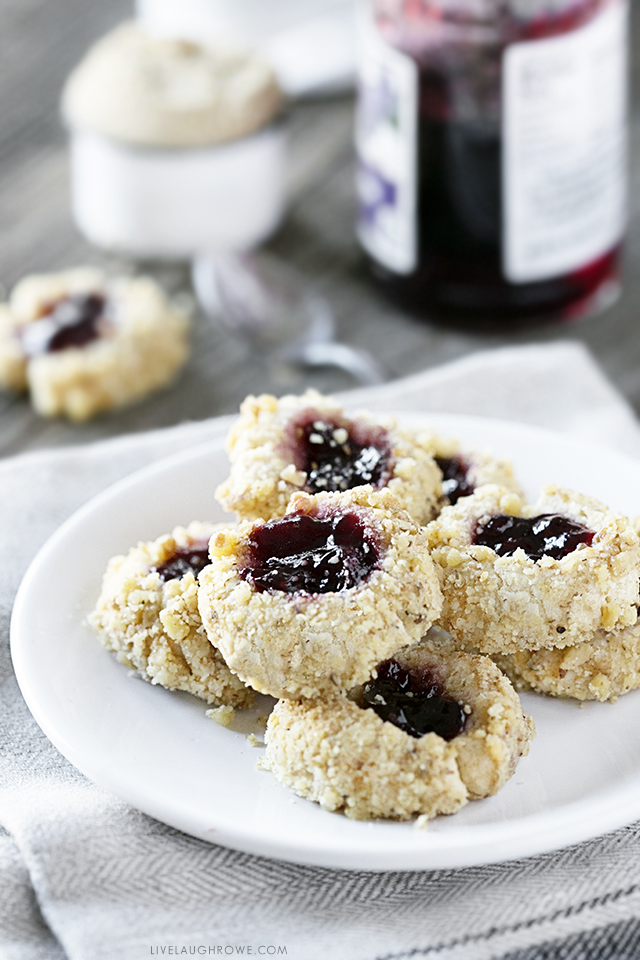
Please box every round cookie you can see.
[198,487,443,699]
[215,390,442,525]
[265,697,466,822]
[264,632,534,819]
[494,620,640,702]
[426,484,640,654]
[90,521,253,708]
[0,267,189,420]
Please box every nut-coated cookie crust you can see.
[264,633,534,819]
[265,696,467,821]
[426,485,640,654]
[494,620,640,702]
[90,522,253,707]
[215,391,442,525]
[198,487,443,699]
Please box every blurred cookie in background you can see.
[0,267,189,420]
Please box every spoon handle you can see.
[281,339,386,386]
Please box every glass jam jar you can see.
[356,0,628,324]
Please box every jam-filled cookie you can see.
[90,521,253,707]
[494,619,640,702]
[0,267,189,420]
[198,487,443,700]
[428,431,523,506]
[426,484,640,654]
[264,632,534,820]
[215,390,442,525]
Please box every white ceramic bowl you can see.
[69,124,287,259]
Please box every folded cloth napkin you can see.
[3,341,640,960]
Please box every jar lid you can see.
[62,22,284,148]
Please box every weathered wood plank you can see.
[1,0,639,458]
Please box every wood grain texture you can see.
[1,0,639,458]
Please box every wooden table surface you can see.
[2,0,639,460]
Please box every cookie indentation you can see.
[362,658,467,741]
[436,455,474,505]
[290,412,391,494]
[154,542,210,583]
[474,513,594,561]
[240,511,379,595]
[22,293,109,356]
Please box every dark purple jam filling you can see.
[362,658,466,741]
[22,293,108,356]
[154,543,210,583]
[436,455,474,504]
[474,513,594,561]
[288,411,392,494]
[240,511,379,595]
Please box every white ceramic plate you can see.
[11,413,640,871]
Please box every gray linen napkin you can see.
[3,341,640,960]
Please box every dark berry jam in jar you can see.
[356,0,628,325]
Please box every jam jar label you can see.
[503,0,628,283]
[356,25,418,274]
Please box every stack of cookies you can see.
[90,389,640,822]
[426,484,640,703]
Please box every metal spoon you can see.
[192,252,385,386]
